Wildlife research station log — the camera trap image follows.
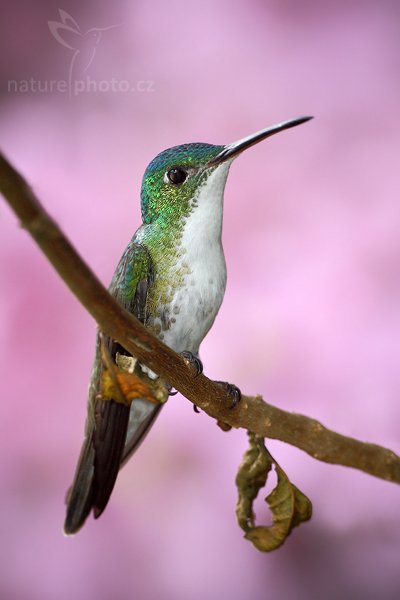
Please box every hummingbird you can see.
[64,115,313,535]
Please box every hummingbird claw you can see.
[214,381,242,409]
[180,351,203,376]
[193,404,201,413]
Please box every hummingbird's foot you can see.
[179,351,203,413]
[167,385,178,396]
[180,351,203,376]
[214,381,242,409]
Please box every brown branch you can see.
[1,151,399,485]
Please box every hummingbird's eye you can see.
[166,167,187,184]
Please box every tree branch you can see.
[1,151,399,485]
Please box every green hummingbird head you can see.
[140,116,313,226]
[140,143,224,225]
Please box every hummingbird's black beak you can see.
[208,116,313,166]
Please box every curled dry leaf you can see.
[236,432,312,552]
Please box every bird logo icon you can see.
[48,9,120,94]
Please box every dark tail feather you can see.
[64,400,130,535]
[92,400,130,519]
[64,431,96,535]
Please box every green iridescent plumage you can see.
[138,143,225,320]
[109,242,153,320]
[140,143,223,224]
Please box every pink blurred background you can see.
[1,1,400,598]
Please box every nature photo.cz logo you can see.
[8,9,155,96]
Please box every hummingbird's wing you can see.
[64,241,159,534]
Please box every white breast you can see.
[160,161,232,355]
